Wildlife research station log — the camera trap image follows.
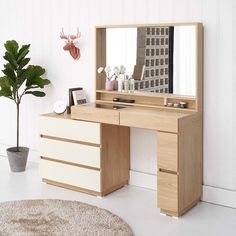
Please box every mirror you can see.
[105,25,197,96]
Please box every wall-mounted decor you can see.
[60,28,81,60]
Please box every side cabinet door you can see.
[157,132,178,172]
[157,171,178,213]
[157,132,179,214]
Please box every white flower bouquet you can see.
[97,65,126,81]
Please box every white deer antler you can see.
[70,28,81,40]
[60,28,69,40]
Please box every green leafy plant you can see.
[0,40,50,152]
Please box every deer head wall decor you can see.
[60,28,81,60]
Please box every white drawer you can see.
[40,138,101,168]
[40,116,101,144]
[40,159,101,192]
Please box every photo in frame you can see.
[72,89,87,105]
[68,87,87,113]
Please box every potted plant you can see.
[97,65,126,91]
[0,40,50,172]
[112,65,126,90]
[97,66,113,91]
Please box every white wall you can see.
[0,0,235,205]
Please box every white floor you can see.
[1,158,236,236]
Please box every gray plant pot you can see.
[6,147,29,172]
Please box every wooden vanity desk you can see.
[71,98,202,217]
[40,23,203,217]
[76,22,202,217]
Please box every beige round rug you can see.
[0,199,133,236]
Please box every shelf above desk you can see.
[96,90,197,112]
[95,99,195,113]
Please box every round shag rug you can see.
[0,199,133,236]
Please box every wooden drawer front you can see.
[120,112,178,132]
[158,171,178,212]
[40,116,101,144]
[157,132,178,172]
[40,138,100,168]
[71,106,120,125]
[40,159,101,192]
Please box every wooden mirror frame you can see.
[95,23,203,113]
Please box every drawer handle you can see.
[41,156,100,171]
[40,135,101,147]
[158,168,178,175]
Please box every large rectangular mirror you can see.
[102,24,197,96]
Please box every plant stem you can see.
[16,102,19,152]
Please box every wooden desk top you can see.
[69,103,196,132]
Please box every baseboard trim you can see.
[129,170,157,190]
[202,185,236,208]
[0,143,39,162]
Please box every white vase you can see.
[118,79,123,92]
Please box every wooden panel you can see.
[157,171,178,213]
[40,137,101,168]
[40,115,101,144]
[96,28,106,91]
[40,159,101,192]
[96,23,202,28]
[101,124,130,194]
[157,132,178,172]
[178,113,202,215]
[71,105,120,125]
[195,23,203,113]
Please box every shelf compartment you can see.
[96,100,195,113]
[96,90,196,111]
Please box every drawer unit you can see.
[158,171,178,213]
[157,131,179,215]
[157,114,202,216]
[41,159,101,192]
[40,115,101,144]
[40,114,130,197]
[40,138,101,168]
[157,132,178,172]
